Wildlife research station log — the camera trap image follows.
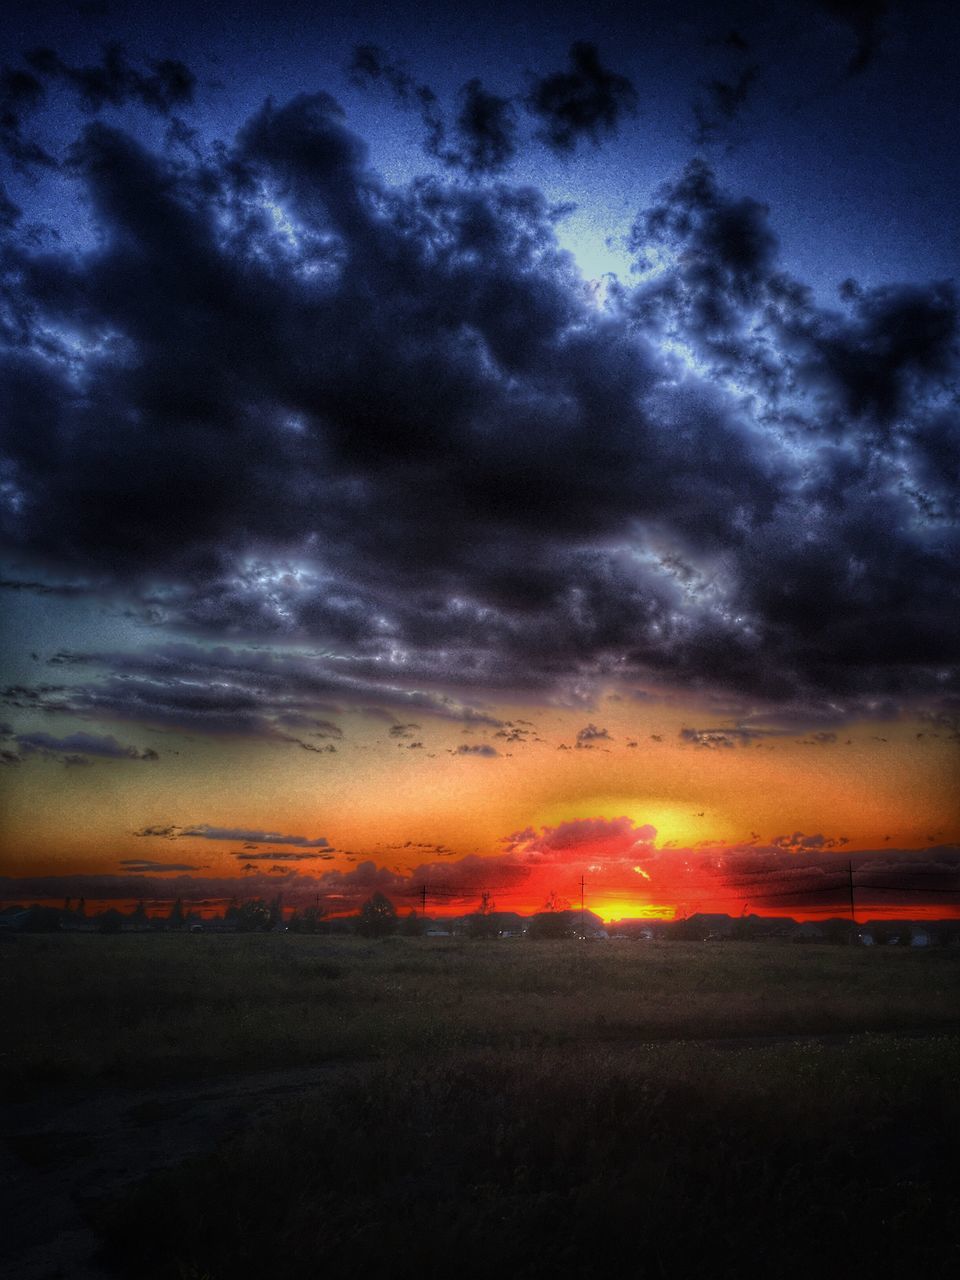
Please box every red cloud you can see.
[503,816,658,864]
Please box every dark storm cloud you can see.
[812,0,890,75]
[0,90,957,718]
[24,42,195,115]
[348,44,446,158]
[443,79,518,175]
[348,44,436,113]
[524,42,639,153]
[0,65,55,169]
[2,643,503,735]
[693,65,759,146]
[351,43,636,173]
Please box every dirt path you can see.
[3,1023,959,1278]
[0,1061,362,1279]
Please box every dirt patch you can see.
[0,1060,362,1278]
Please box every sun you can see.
[534,795,732,849]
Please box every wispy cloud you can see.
[134,823,331,848]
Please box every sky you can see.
[0,0,958,922]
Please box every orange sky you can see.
[2,681,958,921]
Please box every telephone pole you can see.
[847,860,857,939]
[420,883,427,917]
[580,874,585,940]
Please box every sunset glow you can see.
[0,3,958,929]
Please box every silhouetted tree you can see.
[305,904,325,933]
[131,901,148,930]
[234,898,272,932]
[356,892,398,937]
[97,908,124,935]
[268,894,283,931]
[400,909,424,937]
[168,897,185,930]
[467,891,498,938]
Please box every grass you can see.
[3,933,960,1095]
[6,935,960,1276]
[98,1036,960,1279]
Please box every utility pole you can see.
[420,883,427,917]
[848,860,857,939]
[580,874,585,940]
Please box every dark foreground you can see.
[2,935,959,1278]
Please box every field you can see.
[3,935,960,1277]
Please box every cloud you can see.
[812,0,890,75]
[503,816,657,864]
[13,730,158,763]
[0,64,55,169]
[347,44,445,159]
[575,723,611,748]
[25,42,195,115]
[453,743,499,757]
[525,42,638,152]
[771,832,850,854]
[133,823,331,848]
[443,79,517,175]
[119,859,205,872]
[1,838,957,919]
[1,643,502,739]
[0,91,956,724]
[680,727,762,749]
[693,65,759,145]
[231,851,334,862]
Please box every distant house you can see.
[687,913,734,940]
[792,923,825,943]
[527,908,606,940]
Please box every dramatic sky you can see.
[1,0,958,921]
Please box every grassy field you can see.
[3,932,960,1094]
[100,1035,960,1279]
[4,935,960,1277]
